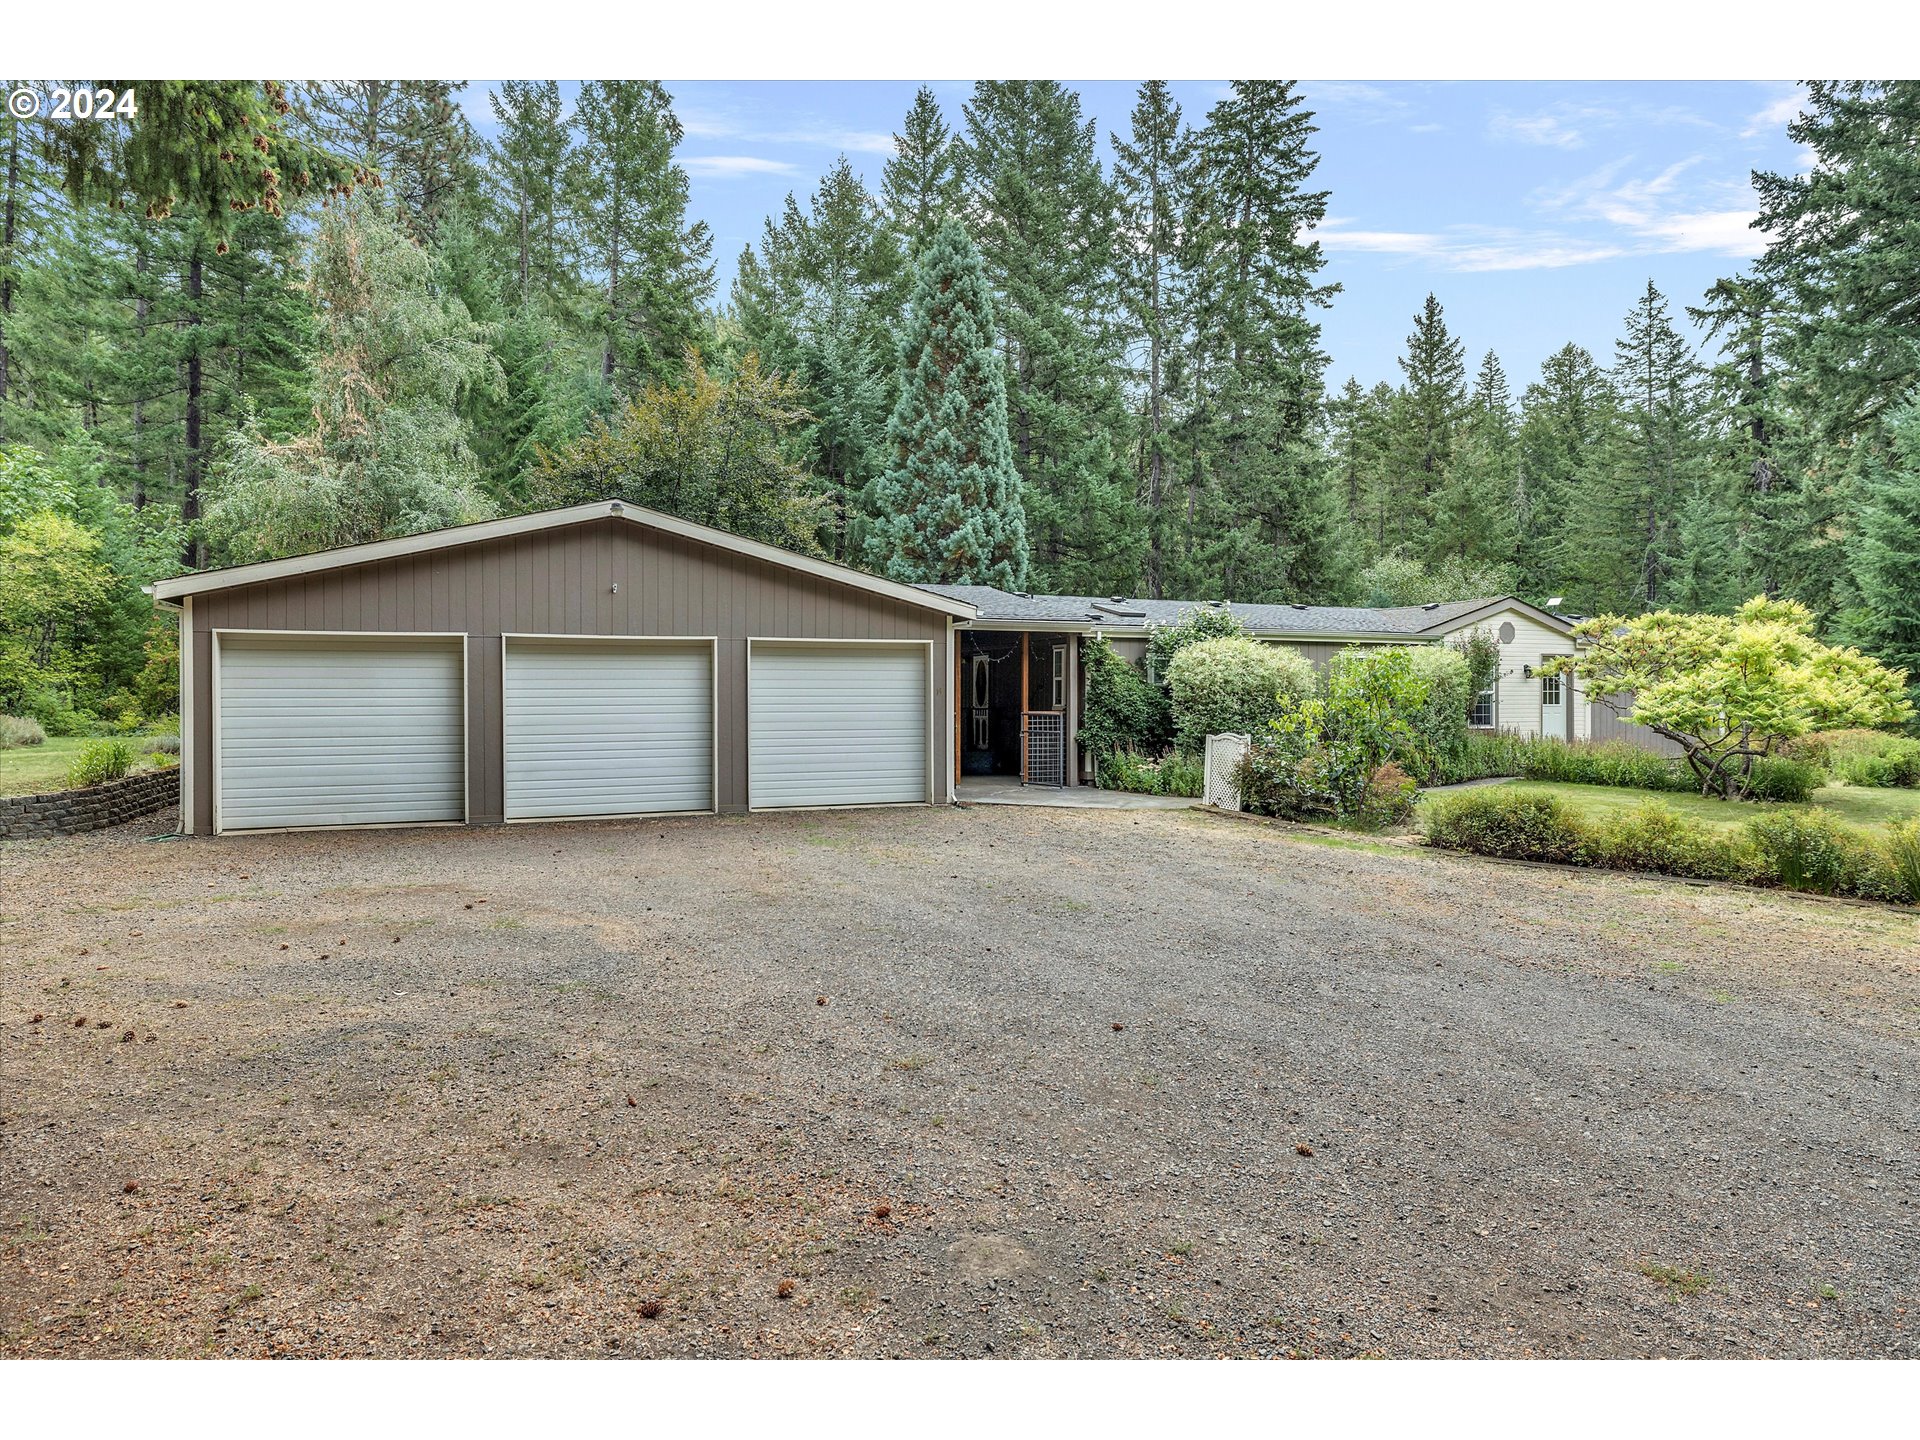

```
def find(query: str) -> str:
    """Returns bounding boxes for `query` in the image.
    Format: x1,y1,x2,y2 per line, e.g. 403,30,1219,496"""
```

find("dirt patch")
2,805,1916,1357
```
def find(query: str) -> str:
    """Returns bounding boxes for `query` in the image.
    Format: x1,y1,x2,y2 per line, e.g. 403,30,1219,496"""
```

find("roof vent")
1290,603,1307,610
1109,595,1127,603
1207,599,1226,609
1421,602,1440,611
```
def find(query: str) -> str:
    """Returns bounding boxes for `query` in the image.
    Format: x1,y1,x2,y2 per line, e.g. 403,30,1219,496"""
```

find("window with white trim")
1050,645,1067,710
1469,684,1497,728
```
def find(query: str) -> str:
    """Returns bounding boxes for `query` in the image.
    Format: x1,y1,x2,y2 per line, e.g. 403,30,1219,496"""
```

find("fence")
1023,711,1065,787
1203,732,1250,811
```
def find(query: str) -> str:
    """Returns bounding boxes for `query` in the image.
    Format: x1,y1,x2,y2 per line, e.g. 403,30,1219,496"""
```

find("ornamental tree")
1541,596,1912,798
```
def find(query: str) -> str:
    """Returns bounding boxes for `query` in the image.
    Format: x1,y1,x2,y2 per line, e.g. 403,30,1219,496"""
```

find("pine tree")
732,158,901,559
487,80,577,311
570,82,712,394
880,87,961,261
1328,377,1396,560
1752,82,1920,444
959,81,1137,593
1429,350,1518,568
1516,342,1613,598
1844,397,1920,701
1179,80,1342,600
1391,292,1468,531
1111,81,1194,599
863,219,1028,588
1572,281,1710,611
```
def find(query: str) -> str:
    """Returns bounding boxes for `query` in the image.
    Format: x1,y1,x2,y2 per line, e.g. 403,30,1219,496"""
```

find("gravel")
2,803,1916,1357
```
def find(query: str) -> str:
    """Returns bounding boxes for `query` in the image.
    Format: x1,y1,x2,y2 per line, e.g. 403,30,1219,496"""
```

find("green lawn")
1493,779,1920,835
0,737,163,798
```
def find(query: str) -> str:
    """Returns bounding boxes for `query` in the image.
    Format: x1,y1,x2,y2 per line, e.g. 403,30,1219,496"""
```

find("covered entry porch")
954,628,1086,789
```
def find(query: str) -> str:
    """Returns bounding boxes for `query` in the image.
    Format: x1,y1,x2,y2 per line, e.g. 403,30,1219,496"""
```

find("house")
148,500,1652,835
923,586,1616,788
150,499,975,835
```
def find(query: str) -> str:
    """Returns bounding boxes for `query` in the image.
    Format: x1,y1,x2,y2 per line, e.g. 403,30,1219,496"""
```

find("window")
970,653,990,709
1050,645,1067,710
1541,673,1562,706
1469,685,1497,729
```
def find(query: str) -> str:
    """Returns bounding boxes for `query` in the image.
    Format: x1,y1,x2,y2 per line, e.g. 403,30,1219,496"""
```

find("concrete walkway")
955,776,1196,810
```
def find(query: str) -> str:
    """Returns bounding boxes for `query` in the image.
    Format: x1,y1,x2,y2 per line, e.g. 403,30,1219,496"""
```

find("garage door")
217,634,464,832
749,642,927,808
503,639,713,820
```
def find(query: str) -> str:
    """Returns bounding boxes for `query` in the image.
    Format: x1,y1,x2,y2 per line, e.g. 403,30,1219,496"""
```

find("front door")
1540,671,1567,739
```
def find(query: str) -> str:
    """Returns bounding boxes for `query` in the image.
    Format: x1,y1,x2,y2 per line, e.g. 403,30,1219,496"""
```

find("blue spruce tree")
863,219,1029,588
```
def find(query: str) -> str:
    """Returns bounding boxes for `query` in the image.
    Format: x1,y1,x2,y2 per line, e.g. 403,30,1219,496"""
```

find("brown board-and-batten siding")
185,517,951,833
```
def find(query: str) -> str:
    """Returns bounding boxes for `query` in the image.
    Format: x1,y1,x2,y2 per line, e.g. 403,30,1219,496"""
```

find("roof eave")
146,500,978,620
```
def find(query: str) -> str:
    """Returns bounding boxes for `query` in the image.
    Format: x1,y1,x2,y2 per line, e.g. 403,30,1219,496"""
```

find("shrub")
1796,729,1920,787
1420,789,1588,864
66,737,137,788
23,688,96,737
1431,729,1534,784
1167,636,1313,754
1886,822,1920,904
0,714,47,748
1078,635,1170,763
1744,756,1822,803
1361,762,1418,826
1399,645,1471,782
1422,785,1913,903
1157,750,1204,799
142,731,181,755
1144,604,1244,687
1519,737,1694,792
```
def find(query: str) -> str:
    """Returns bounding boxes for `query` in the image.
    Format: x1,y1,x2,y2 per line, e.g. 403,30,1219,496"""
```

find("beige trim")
211,629,469,836
178,597,194,836
147,500,978,620
744,637,938,812
1431,597,1577,638
499,633,720,823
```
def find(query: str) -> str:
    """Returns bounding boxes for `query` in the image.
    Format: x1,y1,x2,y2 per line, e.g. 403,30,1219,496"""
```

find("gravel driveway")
3,804,1916,1358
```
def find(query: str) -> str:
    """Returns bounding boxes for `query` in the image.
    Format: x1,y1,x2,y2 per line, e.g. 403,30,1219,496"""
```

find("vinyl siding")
1440,608,1588,741
186,518,951,832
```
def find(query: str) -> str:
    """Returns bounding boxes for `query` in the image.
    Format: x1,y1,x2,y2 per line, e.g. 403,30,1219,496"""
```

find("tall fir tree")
570,82,712,394
1429,350,1518,569
1390,292,1468,546
959,80,1137,593
1110,81,1194,599
1515,342,1614,598
1843,395,1920,702
863,219,1028,588
486,80,577,310
880,87,962,262
1180,80,1345,601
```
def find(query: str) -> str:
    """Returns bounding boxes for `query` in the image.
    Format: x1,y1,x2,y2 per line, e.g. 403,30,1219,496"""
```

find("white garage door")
217,635,464,832
503,639,713,820
749,642,928,809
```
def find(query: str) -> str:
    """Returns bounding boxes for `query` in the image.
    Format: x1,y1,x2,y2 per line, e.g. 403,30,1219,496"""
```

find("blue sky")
465,80,1808,392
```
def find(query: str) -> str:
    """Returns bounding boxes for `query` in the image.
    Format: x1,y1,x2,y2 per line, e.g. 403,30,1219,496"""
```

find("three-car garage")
163,501,969,836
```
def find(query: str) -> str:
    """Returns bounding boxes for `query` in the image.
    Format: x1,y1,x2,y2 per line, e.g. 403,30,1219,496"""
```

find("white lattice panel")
1204,732,1249,810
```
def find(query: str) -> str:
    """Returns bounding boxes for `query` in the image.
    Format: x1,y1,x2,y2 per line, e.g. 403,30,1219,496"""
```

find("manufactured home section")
215,633,465,832
502,638,714,820
748,641,930,809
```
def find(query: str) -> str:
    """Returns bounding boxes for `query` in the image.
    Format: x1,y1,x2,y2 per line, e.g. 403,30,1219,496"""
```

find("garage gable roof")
148,500,978,619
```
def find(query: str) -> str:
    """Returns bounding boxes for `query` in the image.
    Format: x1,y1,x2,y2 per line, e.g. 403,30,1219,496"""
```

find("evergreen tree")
1430,350,1517,568
732,158,901,559
570,82,712,393
1328,377,1396,560
487,80,578,311
1844,395,1920,702
1391,292,1468,534
1515,342,1613,598
1179,80,1343,600
959,81,1136,593
863,219,1028,588
880,87,961,261
1752,82,1920,444
1571,281,1709,612
1111,81,1194,598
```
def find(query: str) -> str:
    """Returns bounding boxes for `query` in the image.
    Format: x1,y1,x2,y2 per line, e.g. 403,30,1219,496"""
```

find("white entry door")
503,639,713,820
1540,671,1567,739
749,642,928,809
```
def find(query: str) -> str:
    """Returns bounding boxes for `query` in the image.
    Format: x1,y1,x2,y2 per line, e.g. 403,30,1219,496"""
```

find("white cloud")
1490,110,1588,149
1528,155,1762,257
679,105,895,157
681,155,802,179
1742,85,1805,139
1408,122,1444,134
1316,219,1625,272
